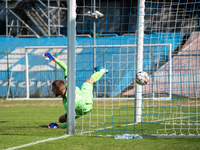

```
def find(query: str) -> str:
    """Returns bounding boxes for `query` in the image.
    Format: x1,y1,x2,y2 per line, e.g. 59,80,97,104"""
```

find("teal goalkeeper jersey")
55,59,93,116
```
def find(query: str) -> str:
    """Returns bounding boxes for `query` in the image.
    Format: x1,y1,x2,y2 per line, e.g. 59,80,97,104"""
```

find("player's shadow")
0,121,8,123
40,125,48,128
1,133,28,136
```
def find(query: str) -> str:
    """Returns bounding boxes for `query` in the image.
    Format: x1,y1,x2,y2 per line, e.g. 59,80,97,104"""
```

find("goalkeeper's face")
52,85,62,97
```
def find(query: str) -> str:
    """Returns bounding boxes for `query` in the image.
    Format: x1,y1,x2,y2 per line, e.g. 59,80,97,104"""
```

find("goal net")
3,0,200,138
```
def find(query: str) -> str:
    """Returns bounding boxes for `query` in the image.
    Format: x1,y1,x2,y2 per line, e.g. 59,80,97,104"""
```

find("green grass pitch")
1,99,200,150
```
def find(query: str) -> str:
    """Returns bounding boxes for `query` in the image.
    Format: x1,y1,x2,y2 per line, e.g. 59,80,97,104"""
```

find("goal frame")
6,44,172,101
6,44,172,131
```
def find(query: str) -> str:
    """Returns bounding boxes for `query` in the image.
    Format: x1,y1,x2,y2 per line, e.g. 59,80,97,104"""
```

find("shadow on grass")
0,133,28,136
0,121,9,123
39,125,48,128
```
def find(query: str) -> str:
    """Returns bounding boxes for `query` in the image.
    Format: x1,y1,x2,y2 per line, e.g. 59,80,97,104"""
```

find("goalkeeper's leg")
59,113,67,123
58,113,67,129
86,66,108,84
58,113,81,129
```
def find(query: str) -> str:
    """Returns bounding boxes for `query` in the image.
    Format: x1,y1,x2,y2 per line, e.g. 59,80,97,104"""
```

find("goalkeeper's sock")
91,71,105,83
60,122,67,129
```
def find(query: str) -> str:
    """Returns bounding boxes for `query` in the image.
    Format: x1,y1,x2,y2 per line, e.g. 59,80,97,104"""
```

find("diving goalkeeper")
43,53,108,129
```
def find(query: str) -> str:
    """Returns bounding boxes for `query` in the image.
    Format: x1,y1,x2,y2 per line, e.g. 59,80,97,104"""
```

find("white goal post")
6,44,172,129
6,44,172,101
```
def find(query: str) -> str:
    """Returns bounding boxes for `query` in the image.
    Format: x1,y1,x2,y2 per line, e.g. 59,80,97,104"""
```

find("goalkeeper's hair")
52,79,66,90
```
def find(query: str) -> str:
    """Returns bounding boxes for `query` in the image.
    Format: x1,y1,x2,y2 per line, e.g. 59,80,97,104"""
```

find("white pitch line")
4,134,71,150
5,114,199,149
78,122,139,135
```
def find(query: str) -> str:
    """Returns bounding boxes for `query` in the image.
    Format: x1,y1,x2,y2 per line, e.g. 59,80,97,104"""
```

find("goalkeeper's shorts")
75,82,93,116
65,109,91,120
80,82,93,104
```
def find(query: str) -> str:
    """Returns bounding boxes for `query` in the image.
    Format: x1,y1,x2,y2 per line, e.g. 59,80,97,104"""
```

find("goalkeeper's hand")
48,122,61,129
43,53,56,61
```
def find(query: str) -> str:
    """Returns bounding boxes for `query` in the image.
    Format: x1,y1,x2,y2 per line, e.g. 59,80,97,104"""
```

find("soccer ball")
135,71,149,85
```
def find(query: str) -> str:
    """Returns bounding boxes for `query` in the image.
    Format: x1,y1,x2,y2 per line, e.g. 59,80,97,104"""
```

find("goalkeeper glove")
43,53,56,61
48,122,61,129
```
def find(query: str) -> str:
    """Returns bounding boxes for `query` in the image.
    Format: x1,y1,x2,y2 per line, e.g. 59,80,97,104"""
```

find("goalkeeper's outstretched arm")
55,58,67,78
43,53,67,79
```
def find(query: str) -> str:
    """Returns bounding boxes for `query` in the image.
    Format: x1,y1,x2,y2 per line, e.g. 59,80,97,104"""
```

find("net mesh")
1,0,200,137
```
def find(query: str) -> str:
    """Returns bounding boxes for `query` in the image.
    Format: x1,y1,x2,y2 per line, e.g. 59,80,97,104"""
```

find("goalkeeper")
43,53,108,129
